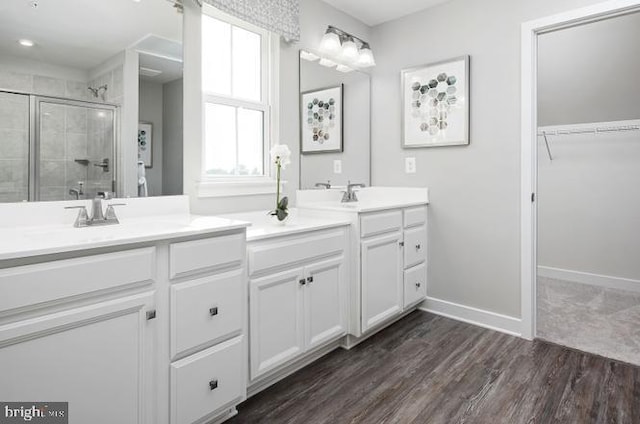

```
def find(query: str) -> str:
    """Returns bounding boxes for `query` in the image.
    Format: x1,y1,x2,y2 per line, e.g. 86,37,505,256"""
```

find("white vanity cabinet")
358,206,427,333
0,248,158,424
246,227,349,382
168,233,247,424
0,225,249,424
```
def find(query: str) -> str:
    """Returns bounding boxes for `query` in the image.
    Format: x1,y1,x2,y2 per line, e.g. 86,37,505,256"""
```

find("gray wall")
139,79,163,196
162,78,184,196
300,59,370,188
537,12,640,126
369,0,604,318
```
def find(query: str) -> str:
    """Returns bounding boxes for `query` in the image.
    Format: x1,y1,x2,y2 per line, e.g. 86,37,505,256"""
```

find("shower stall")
0,90,117,202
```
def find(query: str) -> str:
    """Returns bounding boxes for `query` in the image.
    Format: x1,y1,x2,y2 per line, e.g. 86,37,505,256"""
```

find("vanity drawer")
0,247,155,313
403,225,427,269
404,262,427,308
404,206,427,228
248,229,346,276
171,269,243,358
360,210,402,238
169,233,244,279
170,336,244,424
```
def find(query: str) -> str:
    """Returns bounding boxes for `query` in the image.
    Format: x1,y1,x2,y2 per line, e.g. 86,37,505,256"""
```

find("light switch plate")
405,157,416,174
333,160,342,174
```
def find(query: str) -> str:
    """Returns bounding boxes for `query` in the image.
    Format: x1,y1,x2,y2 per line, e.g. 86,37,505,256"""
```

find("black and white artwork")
300,85,343,153
401,56,469,147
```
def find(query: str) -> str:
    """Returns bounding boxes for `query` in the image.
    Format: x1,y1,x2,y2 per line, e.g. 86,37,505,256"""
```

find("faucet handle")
64,205,89,228
105,203,126,222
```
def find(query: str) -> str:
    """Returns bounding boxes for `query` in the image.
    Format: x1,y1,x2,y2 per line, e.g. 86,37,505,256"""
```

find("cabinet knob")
399,241,405,247
209,306,219,317
416,244,421,250
146,310,156,320
209,379,218,391
415,282,421,288
307,276,314,283
299,279,306,286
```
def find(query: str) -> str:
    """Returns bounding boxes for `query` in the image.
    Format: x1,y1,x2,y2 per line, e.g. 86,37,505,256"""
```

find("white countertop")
296,186,430,213
0,214,250,261
0,196,250,261
219,209,351,241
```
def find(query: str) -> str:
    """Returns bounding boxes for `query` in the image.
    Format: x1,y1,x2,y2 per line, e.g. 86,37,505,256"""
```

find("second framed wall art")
300,85,343,154
401,55,470,148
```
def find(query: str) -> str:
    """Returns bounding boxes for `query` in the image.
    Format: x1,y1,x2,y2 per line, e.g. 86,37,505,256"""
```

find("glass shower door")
0,92,30,202
36,99,116,201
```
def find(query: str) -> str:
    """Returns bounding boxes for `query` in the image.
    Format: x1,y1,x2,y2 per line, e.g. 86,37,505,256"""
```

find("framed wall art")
300,85,343,154
138,122,153,167
401,55,469,148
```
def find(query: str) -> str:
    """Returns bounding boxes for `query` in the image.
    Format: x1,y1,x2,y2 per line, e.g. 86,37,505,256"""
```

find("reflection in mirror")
0,0,183,202
299,49,370,189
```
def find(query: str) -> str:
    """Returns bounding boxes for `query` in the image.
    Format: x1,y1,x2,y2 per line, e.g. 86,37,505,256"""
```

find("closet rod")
537,124,640,137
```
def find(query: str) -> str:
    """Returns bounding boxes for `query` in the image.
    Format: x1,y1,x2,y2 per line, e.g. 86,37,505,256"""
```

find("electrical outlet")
405,157,416,174
333,160,342,174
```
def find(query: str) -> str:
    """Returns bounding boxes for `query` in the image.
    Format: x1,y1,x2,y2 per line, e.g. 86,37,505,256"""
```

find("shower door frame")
0,89,120,202
519,0,640,340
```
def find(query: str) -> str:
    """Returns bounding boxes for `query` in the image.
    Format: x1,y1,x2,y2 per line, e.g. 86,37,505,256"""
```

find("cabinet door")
0,292,156,424
304,256,347,351
249,268,305,380
361,232,403,332
404,224,427,269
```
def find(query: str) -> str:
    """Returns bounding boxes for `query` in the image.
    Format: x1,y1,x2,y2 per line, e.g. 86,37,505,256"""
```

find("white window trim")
198,4,280,198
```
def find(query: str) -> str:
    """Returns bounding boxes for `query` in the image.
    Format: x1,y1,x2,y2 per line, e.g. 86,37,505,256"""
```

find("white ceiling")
321,0,453,26
0,0,182,71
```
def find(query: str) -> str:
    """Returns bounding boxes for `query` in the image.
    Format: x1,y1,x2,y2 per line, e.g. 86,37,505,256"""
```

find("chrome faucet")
65,191,125,228
341,181,365,203
315,181,331,189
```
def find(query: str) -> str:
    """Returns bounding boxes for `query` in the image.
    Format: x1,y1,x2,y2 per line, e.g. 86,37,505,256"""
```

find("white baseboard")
537,266,640,293
419,297,522,337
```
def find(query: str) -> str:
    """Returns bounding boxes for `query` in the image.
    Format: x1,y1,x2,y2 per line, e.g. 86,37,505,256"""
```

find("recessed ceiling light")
18,39,34,47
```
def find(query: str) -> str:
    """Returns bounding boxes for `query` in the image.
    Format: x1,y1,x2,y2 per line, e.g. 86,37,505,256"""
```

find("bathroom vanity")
0,196,250,424
297,187,430,344
219,210,352,396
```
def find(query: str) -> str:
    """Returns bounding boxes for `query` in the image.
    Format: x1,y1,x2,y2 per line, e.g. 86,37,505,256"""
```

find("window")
201,7,276,179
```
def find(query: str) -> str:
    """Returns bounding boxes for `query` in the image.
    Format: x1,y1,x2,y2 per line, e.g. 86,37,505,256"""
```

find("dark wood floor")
229,311,640,424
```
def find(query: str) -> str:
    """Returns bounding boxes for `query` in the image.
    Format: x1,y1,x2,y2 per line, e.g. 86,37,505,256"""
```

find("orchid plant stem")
275,158,281,209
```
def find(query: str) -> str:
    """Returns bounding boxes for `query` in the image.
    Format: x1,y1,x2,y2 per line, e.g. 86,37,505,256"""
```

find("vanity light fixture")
18,39,34,47
318,58,337,68
300,50,320,62
336,64,353,73
318,26,376,69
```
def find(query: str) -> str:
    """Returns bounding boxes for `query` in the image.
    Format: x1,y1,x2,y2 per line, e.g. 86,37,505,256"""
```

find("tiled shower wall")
0,92,29,202
0,65,122,201
39,104,114,201
0,66,124,104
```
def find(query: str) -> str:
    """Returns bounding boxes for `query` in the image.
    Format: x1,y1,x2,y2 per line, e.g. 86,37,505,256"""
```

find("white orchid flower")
270,144,291,169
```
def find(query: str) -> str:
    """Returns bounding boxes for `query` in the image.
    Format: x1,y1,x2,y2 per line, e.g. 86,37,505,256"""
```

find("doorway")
520,1,640,352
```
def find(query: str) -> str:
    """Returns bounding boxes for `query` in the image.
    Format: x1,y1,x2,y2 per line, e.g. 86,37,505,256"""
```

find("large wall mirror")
299,50,371,188
0,0,183,202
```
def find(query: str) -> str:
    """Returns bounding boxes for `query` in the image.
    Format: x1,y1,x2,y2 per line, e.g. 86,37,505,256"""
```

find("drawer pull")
415,282,422,288
416,244,421,250
209,379,218,391
209,306,219,317
307,276,314,283
299,279,306,286
146,310,157,320
399,241,405,247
